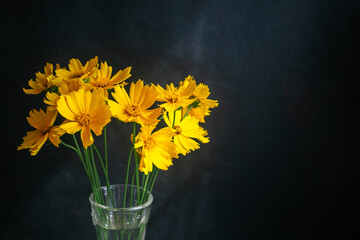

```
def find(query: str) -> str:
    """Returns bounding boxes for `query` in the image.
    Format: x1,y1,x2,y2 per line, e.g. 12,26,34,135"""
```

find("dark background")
1,0,359,239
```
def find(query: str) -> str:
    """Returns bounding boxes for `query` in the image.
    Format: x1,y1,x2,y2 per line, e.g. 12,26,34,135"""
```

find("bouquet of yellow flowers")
18,56,218,240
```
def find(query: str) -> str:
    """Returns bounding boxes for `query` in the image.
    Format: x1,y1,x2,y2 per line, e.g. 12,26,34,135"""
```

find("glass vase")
89,184,153,240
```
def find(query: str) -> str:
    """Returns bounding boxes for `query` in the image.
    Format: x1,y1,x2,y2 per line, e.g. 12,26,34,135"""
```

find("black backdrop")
1,0,359,239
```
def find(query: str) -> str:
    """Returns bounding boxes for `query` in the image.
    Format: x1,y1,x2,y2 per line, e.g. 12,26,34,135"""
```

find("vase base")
95,224,146,240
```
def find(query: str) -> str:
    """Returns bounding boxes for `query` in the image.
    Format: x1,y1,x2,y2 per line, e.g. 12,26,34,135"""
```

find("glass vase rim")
88,184,153,212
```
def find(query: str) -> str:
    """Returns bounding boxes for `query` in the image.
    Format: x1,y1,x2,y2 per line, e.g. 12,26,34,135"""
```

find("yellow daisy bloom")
134,125,178,175
155,76,197,112
83,61,131,98
191,82,218,108
108,79,162,126
185,105,210,123
56,56,98,82
182,76,218,123
18,108,64,156
56,89,112,148
164,110,209,155
23,63,62,95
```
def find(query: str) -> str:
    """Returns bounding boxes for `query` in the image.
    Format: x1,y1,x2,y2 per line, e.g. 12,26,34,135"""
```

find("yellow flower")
191,82,218,108
155,76,197,112
182,76,218,123
83,61,131,98
23,63,62,95
18,108,64,156
108,79,162,126
56,56,98,82
56,89,112,148
44,79,82,110
184,105,210,123
134,125,178,175
164,110,209,155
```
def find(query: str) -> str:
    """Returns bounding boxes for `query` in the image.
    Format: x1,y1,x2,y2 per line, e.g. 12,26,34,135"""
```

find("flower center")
190,94,197,99
73,71,84,79
126,105,141,117
42,126,50,134
95,78,109,88
76,113,90,126
144,137,155,149
165,93,179,103
174,125,182,135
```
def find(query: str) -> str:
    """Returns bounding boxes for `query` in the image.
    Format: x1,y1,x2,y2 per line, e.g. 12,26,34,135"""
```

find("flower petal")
57,95,77,121
108,99,128,120
60,121,82,134
81,125,94,148
18,130,42,150
113,85,131,106
29,133,48,156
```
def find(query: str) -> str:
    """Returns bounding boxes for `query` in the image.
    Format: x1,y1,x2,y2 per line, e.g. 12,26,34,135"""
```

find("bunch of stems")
61,124,157,208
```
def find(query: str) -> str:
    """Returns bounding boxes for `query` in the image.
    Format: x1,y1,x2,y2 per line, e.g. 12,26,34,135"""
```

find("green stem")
130,168,135,206
84,148,96,189
92,144,105,175
61,141,90,181
123,147,134,208
104,126,108,174
133,122,140,203
140,173,150,204
89,147,102,193
147,168,159,201
72,134,96,189
141,172,146,190
172,111,176,128
71,135,87,170
60,141,78,153
92,143,118,240
84,147,103,204
72,134,82,155
92,144,115,206
182,105,193,120
83,147,96,197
